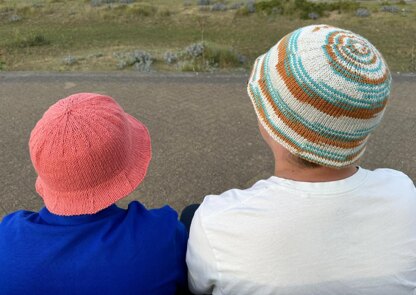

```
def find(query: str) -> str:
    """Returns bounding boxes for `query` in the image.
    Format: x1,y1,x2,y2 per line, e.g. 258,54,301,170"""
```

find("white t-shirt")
186,167,416,295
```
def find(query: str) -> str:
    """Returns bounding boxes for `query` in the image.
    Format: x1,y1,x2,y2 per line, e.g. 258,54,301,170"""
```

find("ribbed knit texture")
247,24,392,167
29,93,152,216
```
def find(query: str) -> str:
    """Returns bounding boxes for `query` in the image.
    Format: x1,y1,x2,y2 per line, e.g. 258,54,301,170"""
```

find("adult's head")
29,93,151,216
247,24,391,169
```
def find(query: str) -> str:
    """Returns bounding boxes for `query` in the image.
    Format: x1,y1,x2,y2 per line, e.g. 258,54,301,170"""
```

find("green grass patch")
124,3,158,17
8,33,51,48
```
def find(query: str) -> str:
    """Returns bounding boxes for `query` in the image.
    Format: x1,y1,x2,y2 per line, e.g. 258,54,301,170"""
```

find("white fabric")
186,167,416,295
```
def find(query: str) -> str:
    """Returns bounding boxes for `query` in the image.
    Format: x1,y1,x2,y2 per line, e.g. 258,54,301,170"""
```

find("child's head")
29,93,151,216
247,24,392,168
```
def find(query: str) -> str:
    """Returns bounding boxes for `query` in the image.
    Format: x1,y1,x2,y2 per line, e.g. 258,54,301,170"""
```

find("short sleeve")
186,207,218,295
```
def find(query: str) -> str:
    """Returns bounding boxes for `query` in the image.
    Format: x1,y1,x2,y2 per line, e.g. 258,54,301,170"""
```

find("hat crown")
29,93,131,192
247,25,392,168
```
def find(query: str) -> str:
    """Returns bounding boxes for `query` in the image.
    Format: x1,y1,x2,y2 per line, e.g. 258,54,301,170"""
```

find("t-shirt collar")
39,204,123,225
267,166,368,195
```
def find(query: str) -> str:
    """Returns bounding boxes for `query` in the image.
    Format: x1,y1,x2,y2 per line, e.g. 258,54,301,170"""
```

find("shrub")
356,7,370,17
164,51,178,64
381,5,399,13
90,0,116,6
186,43,205,58
308,12,319,19
246,0,256,13
91,0,134,6
212,3,227,11
8,15,22,22
271,7,283,14
116,50,153,71
197,0,211,5
63,56,78,65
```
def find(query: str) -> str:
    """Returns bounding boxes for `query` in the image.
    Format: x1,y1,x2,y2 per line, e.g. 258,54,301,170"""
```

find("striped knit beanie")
247,24,391,168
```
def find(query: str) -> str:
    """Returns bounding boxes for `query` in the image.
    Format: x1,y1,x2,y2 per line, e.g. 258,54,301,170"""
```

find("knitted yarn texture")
247,25,391,167
29,93,151,216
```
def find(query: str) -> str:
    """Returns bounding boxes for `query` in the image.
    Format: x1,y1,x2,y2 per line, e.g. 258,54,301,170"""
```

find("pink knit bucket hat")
29,93,151,216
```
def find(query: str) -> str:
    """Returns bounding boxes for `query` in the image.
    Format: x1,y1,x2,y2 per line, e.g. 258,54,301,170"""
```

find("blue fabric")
0,201,188,295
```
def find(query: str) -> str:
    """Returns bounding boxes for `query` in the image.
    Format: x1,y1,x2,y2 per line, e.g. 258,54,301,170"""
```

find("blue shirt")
0,201,188,295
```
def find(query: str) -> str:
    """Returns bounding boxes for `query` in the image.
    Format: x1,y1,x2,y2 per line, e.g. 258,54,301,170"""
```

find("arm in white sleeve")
186,207,219,295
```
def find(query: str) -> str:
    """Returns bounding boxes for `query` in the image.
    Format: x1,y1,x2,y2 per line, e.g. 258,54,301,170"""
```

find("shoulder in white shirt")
186,167,416,295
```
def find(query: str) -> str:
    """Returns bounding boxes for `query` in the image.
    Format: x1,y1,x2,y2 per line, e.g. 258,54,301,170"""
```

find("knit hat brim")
35,114,151,216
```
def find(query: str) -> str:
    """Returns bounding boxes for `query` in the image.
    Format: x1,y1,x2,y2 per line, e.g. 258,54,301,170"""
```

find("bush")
356,7,370,17
186,43,205,58
164,51,177,64
116,50,153,71
246,0,256,13
308,12,319,19
63,56,78,66
91,0,116,6
197,0,211,5
212,3,227,11
8,15,22,22
91,0,134,6
381,5,399,13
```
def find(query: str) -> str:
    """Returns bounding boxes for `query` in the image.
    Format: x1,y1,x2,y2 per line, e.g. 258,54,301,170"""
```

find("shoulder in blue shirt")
0,201,188,295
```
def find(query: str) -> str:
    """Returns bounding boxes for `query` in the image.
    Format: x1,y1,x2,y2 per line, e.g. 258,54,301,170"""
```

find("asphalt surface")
0,72,415,218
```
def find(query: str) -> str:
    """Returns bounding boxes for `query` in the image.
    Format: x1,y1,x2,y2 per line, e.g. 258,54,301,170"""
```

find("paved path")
0,72,415,218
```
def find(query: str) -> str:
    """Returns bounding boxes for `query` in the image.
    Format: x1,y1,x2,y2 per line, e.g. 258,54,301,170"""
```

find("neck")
274,159,358,182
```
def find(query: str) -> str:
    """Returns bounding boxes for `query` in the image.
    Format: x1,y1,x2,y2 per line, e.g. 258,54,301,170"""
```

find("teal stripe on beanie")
247,24,391,168
263,50,371,141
